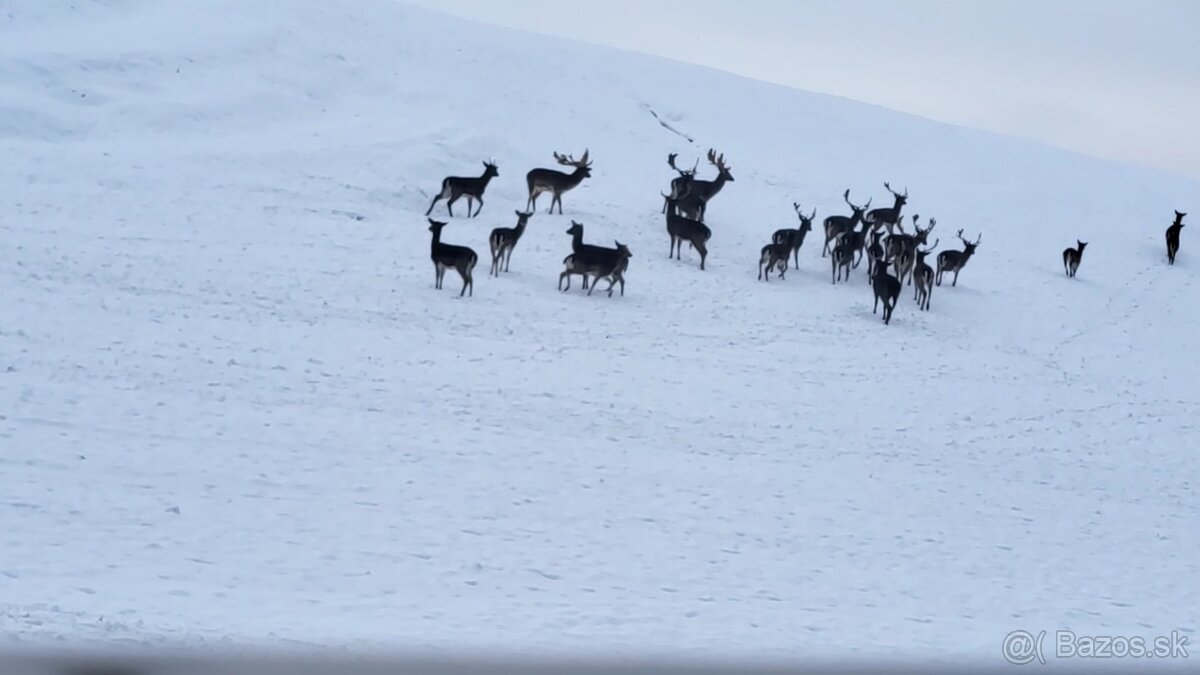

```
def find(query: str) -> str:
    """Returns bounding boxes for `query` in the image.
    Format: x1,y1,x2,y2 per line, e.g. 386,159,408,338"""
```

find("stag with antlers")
936,229,982,287
661,153,699,214
822,189,871,257
666,148,734,222
425,159,499,218
525,150,592,215
864,182,909,236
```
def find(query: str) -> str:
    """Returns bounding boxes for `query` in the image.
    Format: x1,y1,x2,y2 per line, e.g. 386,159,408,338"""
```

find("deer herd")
423,149,1189,324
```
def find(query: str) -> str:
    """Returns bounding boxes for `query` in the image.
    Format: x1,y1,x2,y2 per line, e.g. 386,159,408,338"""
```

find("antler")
793,202,803,215
920,238,940,254
972,232,982,246
809,206,817,221
955,228,966,242
555,149,591,168
668,153,679,171
707,149,729,171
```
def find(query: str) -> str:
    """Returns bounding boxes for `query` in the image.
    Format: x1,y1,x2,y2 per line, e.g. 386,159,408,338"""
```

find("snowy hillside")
2,0,1197,662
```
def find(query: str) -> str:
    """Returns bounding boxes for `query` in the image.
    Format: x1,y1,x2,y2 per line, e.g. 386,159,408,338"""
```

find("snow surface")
1,0,1198,661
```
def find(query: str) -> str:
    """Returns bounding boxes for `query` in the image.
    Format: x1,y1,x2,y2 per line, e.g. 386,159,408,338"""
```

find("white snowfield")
1,0,1197,661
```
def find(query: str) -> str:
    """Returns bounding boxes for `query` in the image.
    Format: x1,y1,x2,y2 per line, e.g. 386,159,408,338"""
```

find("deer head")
794,202,816,233
1174,210,1187,226
514,209,533,220
482,160,499,177
554,150,593,175
883,181,909,207
668,153,698,177
843,189,872,218
956,228,982,254
1076,240,1088,252
707,149,734,182
613,240,633,258
566,221,584,237
427,218,447,233
918,239,939,257
916,217,936,243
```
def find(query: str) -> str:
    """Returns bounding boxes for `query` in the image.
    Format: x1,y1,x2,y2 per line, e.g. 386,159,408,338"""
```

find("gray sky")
403,0,1200,180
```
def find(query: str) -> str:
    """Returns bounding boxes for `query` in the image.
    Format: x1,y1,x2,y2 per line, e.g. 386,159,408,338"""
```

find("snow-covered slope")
2,0,1197,661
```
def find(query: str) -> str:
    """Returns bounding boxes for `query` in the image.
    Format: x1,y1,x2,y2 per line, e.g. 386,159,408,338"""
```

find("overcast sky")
403,0,1200,180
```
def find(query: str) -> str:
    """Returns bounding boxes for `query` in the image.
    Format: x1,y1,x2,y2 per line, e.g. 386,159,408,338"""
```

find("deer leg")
425,194,442,216
695,242,707,270
472,196,483,218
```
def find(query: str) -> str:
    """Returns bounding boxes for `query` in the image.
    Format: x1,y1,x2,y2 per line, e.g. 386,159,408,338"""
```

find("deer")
822,189,871,257
871,257,902,325
526,150,592,214
662,194,712,270
424,160,499,218
865,228,886,282
1061,239,1088,278
1166,210,1185,265
488,210,533,276
564,220,633,289
888,215,937,285
427,218,478,297
936,229,982,287
913,241,938,311
578,242,633,297
758,240,791,281
864,182,908,237
831,234,857,284
771,203,816,269
661,153,699,214
666,149,734,222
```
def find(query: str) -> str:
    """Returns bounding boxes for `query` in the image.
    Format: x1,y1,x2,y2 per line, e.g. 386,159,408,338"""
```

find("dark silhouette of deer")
425,160,499,218
562,222,632,294
936,229,981,287
866,229,886,282
661,153,699,213
577,242,632,297
912,241,938,311
831,235,857,284
822,189,871,257
1166,210,1186,265
758,240,791,281
526,150,592,214
662,194,712,270
770,203,816,269
871,258,902,325
865,182,908,236
427,218,477,297
888,215,937,285
1061,239,1088,278
488,210,533,276
667,149,734,222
